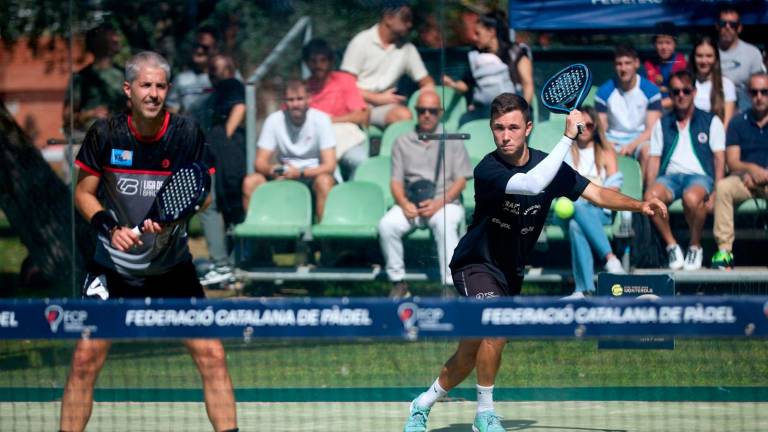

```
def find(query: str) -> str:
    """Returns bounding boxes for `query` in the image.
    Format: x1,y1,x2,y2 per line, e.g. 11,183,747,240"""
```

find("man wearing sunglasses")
645,70,726,271
712,73,768,270
378,90,472,298
167,26,219,118
717,5,766,113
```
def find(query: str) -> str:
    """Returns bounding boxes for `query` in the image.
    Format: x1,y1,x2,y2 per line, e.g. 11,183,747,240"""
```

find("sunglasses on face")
749,88,768,97
670,87,694,96
416,107,441,116
718,20,740,29
195,43,213,53
583,122,595,131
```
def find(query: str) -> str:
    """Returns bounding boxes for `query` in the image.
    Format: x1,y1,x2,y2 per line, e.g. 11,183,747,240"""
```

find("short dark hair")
614,44,638,60
302,38,334,63
196,25,219,41
490,93,530,124
85,23,116,54
382,0,411,16
283,79,306,96
717,2,741,19
653,21,677,41
669,69,695,87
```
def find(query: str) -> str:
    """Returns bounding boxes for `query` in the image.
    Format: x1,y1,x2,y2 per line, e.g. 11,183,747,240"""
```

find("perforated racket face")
155,163,209,223
541,64,592,114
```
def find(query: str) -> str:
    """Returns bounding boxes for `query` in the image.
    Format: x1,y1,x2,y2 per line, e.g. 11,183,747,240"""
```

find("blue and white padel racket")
540,63,592,134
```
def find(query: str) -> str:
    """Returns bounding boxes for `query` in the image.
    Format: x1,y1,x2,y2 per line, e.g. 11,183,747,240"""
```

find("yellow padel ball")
554,197,574,219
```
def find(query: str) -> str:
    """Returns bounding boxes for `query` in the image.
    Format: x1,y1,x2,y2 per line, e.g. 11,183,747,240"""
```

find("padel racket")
540,63,592,133
131,162,211,235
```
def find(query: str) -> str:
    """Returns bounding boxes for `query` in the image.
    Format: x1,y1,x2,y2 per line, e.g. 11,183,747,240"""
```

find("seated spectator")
643,21,687,111
241,80,336,221
303,38,369,179
717,4,766,113
644,71,725,271
63,23,126,141
166,26,218,124
712,73,768,270
561,106,625,300
340,1,435,128
443,10,534,126
691,36,736,128
198,54,246,286
596,45,662,180
378,90,473,297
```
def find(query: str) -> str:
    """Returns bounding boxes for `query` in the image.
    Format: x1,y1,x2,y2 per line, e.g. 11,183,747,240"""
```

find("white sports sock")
476,384,494,413
416,378,447,408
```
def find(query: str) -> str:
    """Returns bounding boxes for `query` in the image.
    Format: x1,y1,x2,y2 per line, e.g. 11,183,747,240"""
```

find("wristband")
564,133,577,141
91,210,119,239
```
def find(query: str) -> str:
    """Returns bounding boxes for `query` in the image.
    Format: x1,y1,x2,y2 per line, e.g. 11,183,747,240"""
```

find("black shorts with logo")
82,260,205,300
452,264,524,299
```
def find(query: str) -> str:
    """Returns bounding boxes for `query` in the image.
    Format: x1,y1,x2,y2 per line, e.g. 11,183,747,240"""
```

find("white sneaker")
683,246,703,271
200,266,234,286
666,244,684,270
560,291,585,300
604,257,626,274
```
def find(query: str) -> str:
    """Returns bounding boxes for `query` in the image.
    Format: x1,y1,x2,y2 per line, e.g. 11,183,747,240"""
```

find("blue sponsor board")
597,274,675,349
509,0,768,30
0,296,766,341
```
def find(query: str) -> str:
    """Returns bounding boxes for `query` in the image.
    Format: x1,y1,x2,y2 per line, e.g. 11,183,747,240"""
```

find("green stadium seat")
529,117,566,153
378,120,416,156
407,85,467,131
311,181,386,240
353,156,394,208
233,180,312,239
616,155,643,200
459,119,494,160
461,157,481,221
366,124,384,141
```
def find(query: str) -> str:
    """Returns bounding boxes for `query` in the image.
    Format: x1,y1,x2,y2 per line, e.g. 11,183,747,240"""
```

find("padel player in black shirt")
61,51,239,432
403,93,667,432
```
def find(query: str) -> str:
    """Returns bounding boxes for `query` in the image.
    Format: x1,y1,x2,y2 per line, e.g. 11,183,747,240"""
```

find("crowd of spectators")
62,1,767,294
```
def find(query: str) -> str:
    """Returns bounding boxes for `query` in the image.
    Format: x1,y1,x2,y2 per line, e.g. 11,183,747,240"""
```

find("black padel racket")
540,63,592,133
131,162,211,235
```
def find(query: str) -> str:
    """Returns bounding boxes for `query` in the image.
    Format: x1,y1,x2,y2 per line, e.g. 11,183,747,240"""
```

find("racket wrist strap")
91,210,119,238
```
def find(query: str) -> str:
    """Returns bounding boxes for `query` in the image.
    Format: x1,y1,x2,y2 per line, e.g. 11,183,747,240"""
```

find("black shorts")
82,260,205,300
452,264,523,299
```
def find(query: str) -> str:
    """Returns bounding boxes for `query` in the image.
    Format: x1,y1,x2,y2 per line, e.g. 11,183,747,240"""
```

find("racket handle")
131,226,143,236
576,122,585,136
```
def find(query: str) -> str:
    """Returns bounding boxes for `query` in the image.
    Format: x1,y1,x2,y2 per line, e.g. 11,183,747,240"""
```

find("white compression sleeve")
505,135,573,195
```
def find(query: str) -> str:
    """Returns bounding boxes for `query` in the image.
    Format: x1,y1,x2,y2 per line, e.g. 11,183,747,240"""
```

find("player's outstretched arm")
506,110,583,195
581,183,668,218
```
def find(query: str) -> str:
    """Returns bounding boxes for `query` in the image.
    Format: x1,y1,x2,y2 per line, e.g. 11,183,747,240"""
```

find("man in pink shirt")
304,38,369,179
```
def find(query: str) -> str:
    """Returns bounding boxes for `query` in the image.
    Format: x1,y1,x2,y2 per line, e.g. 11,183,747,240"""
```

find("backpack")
629,213,668,269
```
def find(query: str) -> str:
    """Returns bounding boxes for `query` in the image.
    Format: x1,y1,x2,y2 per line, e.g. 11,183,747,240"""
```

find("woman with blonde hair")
561,106,626,299
691,36,736,127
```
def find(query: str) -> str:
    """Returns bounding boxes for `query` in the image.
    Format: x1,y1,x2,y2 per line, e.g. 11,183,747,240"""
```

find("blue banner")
1,296,767,340
509,1,768,30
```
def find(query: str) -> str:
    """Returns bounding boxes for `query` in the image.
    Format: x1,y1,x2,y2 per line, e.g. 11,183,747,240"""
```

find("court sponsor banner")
597,273,675,349
0,296,766,340
509,0,768,30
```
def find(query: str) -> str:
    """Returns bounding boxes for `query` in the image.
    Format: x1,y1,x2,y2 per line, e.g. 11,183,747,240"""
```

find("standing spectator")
596,45,662,180
166,26,218,123
691,36,736,128
443,10,534,125
340,1,435,128
561,106,625,300
198,54,246,286
645,70,726,271
378,90,472,297
63,23,126,141
643,21,687,111
717,4,766,113
303,38,369,179
712,73,768,269
241,80,336,221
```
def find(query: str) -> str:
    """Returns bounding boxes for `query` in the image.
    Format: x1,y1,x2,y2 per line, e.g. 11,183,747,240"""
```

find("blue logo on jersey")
110,149,133,167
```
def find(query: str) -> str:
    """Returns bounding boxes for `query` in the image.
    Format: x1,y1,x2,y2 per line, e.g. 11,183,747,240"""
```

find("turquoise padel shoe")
403,397,431,432
472,410,504,432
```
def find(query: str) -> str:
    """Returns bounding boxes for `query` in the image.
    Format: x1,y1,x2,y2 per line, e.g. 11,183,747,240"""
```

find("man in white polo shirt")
241,80,336,221
341,1,434,128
